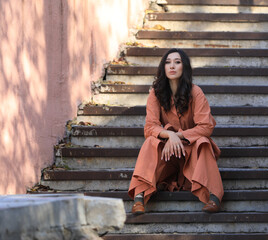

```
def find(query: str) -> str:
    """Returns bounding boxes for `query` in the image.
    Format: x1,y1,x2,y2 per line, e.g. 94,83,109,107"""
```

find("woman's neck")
169,80,179,97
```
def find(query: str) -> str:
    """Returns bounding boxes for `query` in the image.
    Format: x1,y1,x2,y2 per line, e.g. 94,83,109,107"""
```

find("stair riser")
70,136,268,148
115,223,268,234
76,115,268,127
41,180,268,191
134,39,268,49
55,157,268,170
144,21,268,32
105,75,268,86
123,201,268,213
165,5,268,13
92,93,268,106
76,115,145,127
125,56,268,67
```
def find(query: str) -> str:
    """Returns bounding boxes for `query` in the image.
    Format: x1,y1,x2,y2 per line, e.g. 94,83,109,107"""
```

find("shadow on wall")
0,0,148,194
0,0,70,194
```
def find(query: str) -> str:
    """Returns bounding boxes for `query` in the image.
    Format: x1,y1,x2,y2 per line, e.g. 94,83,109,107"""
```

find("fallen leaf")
153,24,166,30
145,9,157,14
125,42,146,47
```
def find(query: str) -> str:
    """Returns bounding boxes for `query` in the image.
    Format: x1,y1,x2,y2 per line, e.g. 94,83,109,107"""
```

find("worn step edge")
108,66,268,76
71,125,268,137
98,84,268,94
147,13,268,22
125,47,268,57
29,190,268,201
103,233,268,240
84,190,268,201
161,0,268,6
136,31,268,40
60,147,268,158
43,168,268,181
125,212,268,223
80,106,268,116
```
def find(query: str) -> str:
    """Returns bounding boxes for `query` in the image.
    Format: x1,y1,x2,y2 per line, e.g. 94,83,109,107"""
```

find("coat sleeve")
144,89,166,139
179,85,216,145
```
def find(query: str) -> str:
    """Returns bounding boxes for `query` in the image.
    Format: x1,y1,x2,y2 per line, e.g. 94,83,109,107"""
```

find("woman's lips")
169,71,177,75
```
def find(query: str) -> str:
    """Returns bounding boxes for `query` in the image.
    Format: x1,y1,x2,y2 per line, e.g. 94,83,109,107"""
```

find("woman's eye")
165,61,170,64
176,61,181,64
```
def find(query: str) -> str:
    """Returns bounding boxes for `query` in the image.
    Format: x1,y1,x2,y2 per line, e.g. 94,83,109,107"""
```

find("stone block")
0,194,126,240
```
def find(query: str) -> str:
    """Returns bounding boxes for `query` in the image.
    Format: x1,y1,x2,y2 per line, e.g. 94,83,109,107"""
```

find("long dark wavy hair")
153,48,193,114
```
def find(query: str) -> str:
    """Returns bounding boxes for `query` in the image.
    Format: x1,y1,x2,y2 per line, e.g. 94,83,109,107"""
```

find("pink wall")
0,0,148,194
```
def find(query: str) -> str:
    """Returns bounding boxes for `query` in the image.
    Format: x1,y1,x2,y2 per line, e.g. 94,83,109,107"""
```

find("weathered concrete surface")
126,56,268,67
41,179,268,192
55,156,268,170
106,75,268,86
70,135,268,148
117,223,268,234
144,21,268,32
92,92,268,107
76,115,268,126
135,39,268,49
164,5,268,14
124,200,268,213
0,194,126,240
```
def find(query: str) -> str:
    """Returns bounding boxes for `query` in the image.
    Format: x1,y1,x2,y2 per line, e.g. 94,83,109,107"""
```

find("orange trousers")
128,136,224,204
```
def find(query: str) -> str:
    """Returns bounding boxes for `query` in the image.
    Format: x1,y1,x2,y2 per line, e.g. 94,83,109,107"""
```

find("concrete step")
126,56,268,68
165,5,268,14
28,190,268,213
106,75,268,85
55,146,268,170
41,178,268,191
42,168,268,181
92,84,268,106
96,84,268,94
57,146,268,158
69,125,268,147
55,155,268,170
134,30,268,49
136,31,268,40
135,39,268,49
146,13,268,22
107,66,268,76
125,47,268,57
70,135,268,148
144,13,268,32
125,199,268,213
103,234,268,240
159,0,268,6
85,189,268,201
111,212,268,234
85,190,268,213
41,168,268,191
55,143,268,169
77,105,268,126
92,93,268,107
124,47,268,67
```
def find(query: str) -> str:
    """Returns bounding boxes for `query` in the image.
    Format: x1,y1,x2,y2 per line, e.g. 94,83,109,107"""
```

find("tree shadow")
0,0,72,194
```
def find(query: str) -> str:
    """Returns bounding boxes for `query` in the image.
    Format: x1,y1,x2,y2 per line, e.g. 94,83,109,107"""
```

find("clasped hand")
161,132,185,162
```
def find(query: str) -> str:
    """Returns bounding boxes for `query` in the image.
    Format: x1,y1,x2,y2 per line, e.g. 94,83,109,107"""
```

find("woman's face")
164,52,183,82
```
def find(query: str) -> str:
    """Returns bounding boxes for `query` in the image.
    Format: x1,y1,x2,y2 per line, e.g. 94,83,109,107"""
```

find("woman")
128,48,224,214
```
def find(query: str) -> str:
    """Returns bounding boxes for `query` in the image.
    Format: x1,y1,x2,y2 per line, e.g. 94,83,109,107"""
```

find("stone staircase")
40,0,268,239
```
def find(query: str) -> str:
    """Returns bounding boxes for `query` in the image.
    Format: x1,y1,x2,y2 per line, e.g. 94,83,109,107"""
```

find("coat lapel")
165,98,182,130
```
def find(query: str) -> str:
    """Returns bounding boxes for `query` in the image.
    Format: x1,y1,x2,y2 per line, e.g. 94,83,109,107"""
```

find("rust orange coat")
128,84,224,204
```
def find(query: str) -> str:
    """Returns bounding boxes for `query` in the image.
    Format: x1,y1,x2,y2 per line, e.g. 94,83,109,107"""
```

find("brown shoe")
132,201,145,215
202,200,220,213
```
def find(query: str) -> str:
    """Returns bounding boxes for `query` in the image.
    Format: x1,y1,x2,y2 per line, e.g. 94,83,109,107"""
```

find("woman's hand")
161,131,185,161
